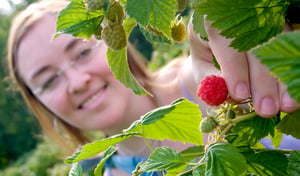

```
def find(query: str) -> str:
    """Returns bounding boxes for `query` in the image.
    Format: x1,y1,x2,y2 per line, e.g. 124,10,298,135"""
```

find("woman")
7,1,206,175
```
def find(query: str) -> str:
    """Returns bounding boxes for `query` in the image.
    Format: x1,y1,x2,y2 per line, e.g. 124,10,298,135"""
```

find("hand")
188,19,299,118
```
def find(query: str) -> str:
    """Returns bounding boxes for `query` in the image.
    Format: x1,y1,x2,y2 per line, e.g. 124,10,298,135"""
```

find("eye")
41,72,62,92
79,48,92,59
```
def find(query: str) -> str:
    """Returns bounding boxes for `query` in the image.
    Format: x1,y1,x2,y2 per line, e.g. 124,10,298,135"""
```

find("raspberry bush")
54,0,300,175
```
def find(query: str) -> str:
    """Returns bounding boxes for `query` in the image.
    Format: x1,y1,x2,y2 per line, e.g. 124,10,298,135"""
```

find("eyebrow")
31,65,53,81
64,38,82,52
30,38,82,81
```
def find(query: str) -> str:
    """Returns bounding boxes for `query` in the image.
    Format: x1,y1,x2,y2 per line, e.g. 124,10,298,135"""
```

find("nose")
65,68,91,94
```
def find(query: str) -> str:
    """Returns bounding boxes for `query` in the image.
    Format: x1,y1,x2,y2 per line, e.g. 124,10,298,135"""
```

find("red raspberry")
197,75,228,106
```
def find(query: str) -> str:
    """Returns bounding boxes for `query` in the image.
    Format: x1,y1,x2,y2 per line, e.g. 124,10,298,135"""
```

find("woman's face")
17,15,135,132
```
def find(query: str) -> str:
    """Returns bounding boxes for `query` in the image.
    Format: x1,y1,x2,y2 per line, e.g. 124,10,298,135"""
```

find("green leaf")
227,114,279,146
180,146,205,162
228,115,279,146
126,0,177,38
270,128,283,149
253,31,300,104
107,48,150,95
65,132,139,163
192,164,206,176
288,151,300,176
243,150,288,175
123,17,137,38
139,147,186,172
197,0,289,51
276,109,300,139
124,98,203,145
139,26,171,44
94,146,117,176
65,151,81,164
192,9,208,41
68,163,83,176
55,0,104,39
205,142,247,176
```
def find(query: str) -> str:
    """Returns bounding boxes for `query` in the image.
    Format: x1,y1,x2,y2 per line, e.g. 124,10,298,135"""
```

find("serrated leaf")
253,31,300,104
205,142,247,176
124,98,203,145
126,0,177,38
68,163,83,176
180,146,205,162
139,26,171,44
288,151,300,176
94,146,117,176
139,147,186,172
197,0,289,51
55,0,104,39
65,152,81,164
107,48,150,95
66,132,139,163
192,9,208,41
243,150,288,175
192,164,206,176
227,114,279,146
276,109,300,139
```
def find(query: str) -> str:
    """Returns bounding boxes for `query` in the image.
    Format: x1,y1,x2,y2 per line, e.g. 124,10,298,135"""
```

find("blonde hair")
7,0,156,153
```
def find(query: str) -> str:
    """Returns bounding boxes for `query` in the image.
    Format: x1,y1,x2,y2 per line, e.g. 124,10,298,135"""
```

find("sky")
0,0,23,14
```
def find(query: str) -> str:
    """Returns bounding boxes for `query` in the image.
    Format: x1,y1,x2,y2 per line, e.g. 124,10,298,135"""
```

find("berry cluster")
86,0,127,50
101,0,127,50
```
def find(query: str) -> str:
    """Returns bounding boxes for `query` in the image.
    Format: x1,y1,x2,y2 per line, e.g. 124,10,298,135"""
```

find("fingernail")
282,92,299,108
282,92,296,106
235,82,249,100
261,96,277,116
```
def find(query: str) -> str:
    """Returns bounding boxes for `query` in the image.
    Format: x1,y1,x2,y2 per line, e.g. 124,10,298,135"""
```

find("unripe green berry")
171,21,186,42
199,117,217,133
86,0,107,11
226,109,236,119
106,1,124,24
102,24,127,50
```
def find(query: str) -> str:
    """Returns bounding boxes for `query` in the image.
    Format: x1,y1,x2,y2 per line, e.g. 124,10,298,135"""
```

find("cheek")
40,93,72,121
91,52,113,76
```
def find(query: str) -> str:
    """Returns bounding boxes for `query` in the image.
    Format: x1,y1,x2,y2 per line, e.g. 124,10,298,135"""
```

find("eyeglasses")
32,40,102,96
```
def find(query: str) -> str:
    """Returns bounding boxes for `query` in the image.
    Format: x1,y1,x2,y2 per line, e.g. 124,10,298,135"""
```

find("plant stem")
230,111,257,124
215,111,257,142
143,137,155,151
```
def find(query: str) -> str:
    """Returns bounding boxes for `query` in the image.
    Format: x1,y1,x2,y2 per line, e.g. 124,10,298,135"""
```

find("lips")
78,84,107,110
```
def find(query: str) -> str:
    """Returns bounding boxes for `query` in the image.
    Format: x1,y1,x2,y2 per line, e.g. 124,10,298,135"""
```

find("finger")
247,52,280,118
188,20,220,83
279,83,300,113
204,20,250,101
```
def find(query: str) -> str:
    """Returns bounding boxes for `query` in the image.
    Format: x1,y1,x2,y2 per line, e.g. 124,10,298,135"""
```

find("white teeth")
82,92,101,108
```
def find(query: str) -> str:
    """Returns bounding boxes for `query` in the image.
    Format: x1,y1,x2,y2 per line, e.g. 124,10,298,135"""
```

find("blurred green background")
0,0,189,175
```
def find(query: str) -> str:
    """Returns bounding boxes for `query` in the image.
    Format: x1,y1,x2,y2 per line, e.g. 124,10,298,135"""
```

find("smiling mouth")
79,85,107,109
